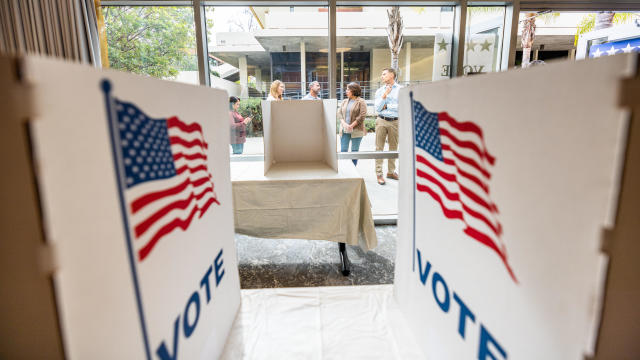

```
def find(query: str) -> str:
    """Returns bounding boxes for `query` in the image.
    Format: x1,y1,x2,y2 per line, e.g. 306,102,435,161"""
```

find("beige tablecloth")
231,160,377,250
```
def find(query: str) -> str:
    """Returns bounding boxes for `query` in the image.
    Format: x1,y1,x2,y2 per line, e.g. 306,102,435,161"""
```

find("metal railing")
254,80,433,100
230,150,398,162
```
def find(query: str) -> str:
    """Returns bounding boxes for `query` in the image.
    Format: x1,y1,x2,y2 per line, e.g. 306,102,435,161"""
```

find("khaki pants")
375,117,399,176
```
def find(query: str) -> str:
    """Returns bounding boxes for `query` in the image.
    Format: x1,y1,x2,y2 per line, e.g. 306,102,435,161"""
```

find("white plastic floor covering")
220,285,424,359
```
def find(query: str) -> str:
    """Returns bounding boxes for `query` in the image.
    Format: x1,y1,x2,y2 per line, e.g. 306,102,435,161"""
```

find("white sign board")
396,54,636,359
261,99,337,174
21,56,241,359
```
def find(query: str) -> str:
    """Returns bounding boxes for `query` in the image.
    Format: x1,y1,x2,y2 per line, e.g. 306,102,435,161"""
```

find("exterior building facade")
206,8,640,100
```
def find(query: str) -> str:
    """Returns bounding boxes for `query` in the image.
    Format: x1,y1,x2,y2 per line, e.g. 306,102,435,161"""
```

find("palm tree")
386,6,403,72
574,12,637,46
520,11,560,68
520,12,536,68
595,11,616,30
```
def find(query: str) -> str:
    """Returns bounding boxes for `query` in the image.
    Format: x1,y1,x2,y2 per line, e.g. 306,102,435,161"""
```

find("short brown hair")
382,67,397,79
346,82,361,97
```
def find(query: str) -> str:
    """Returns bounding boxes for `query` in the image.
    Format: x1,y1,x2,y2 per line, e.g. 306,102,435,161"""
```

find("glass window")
271,52,302,97
337,6,455,102
306,52,329,98
464,6,506,74
102,6,198,85
516,11,640,66
335,6,455,150
334,6,455,217
205,5,329,155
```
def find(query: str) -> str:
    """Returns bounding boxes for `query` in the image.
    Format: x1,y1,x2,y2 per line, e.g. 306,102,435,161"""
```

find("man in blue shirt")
302,81,321,100
374,68,401,185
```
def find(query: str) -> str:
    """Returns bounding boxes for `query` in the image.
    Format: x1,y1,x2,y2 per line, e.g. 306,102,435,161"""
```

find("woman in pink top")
229,96,252,154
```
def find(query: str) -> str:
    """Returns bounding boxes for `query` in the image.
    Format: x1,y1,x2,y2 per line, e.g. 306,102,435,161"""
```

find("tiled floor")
235,225,397,289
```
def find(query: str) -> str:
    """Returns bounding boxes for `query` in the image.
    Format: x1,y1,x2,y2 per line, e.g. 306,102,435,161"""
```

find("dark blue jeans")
340,133,363,165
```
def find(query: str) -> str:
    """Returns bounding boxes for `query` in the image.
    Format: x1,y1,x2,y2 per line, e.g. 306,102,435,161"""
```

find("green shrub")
238,97,263,137
365,116,376,133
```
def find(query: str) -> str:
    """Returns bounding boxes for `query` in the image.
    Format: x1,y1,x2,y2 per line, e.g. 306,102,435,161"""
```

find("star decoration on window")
480,39,492,51
437,39,449,52
467,39,478,52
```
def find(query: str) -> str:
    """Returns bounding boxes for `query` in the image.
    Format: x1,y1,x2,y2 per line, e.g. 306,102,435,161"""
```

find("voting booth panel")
394,54,638,359
0,56,241,359
595,72,640,359
0,57,66,359
261,100,338,174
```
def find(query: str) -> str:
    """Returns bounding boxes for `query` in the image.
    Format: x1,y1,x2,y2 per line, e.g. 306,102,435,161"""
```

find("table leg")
339,242,350,276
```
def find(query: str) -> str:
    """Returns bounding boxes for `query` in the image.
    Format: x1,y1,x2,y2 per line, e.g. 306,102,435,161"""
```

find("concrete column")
533,49,539,61
239,55,248,98
404,41,411,83
369,49,374,100
256,68,263,94
569,49,576,60
300,41,306,97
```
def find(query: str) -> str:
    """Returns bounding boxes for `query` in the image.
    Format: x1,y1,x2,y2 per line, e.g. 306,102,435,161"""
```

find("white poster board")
432,33,498,80
432,33,453,81
20,56,241,359
261,100,337,174
395,54,636,359
463,33,501,74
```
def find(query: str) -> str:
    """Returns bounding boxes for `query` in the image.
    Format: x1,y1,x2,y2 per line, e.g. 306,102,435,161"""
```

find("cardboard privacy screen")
261,99,338,174
0,56,241,359
395,54,637,359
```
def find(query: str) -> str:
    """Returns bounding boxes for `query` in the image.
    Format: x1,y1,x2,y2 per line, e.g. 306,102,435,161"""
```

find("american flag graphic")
589,37,640,58
411,95,516,282
108,92,220,262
